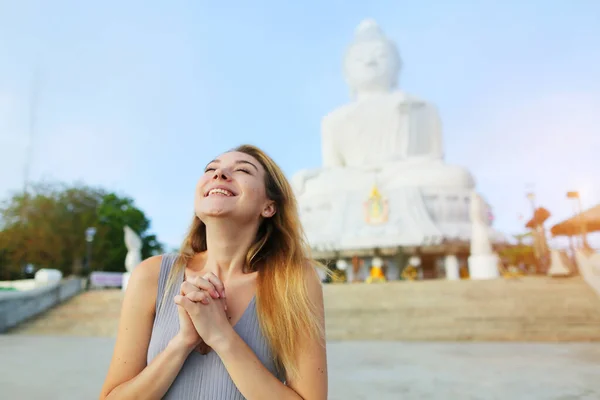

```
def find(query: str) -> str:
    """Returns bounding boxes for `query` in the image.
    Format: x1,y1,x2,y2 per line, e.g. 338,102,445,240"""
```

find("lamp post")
566,191,588,249
526,192,551,272
526,192,537,214
526,192,541,271
85,227,97,275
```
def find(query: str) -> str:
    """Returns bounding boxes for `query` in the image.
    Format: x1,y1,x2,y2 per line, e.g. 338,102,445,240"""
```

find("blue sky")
1,0,599,249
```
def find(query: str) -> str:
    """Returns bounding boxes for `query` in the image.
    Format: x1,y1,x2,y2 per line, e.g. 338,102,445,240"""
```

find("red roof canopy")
525,207,551,229
551,204,600,236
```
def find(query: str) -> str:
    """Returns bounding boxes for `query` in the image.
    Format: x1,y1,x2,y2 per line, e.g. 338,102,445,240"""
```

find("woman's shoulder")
132,252,182,278
127,255,164,288
128,254,176,293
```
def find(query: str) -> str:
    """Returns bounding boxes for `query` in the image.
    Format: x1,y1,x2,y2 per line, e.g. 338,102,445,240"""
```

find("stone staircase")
8,290,123,337
324,276,600,341
8,277,600,341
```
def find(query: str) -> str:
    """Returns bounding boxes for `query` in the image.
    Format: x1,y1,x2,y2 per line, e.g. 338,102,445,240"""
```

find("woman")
100,145,328,399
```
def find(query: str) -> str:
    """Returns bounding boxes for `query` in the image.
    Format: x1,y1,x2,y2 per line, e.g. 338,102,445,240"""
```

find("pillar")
444,254,460,281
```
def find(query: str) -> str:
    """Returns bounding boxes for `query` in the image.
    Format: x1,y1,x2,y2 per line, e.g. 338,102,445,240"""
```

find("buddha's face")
344,40,399,95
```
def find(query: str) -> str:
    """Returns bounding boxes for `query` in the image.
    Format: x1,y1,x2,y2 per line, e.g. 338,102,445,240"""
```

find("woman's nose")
212,168,230,181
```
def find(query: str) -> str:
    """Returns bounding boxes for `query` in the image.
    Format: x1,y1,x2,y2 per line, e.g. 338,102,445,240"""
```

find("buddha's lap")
378,160,471,182
298,163,473,196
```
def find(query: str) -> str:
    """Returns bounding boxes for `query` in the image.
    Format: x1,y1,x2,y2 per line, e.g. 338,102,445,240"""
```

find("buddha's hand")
291,168,322,195
176,274,226,354
403,155,440,164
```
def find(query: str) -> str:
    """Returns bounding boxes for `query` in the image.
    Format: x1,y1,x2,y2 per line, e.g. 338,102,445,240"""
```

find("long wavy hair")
163,144,325,380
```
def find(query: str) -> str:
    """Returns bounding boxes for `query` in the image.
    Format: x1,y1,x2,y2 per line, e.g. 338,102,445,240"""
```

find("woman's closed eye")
204,167,251,175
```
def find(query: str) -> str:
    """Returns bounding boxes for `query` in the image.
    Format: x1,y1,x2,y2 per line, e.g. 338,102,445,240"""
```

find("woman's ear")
262,202,276,218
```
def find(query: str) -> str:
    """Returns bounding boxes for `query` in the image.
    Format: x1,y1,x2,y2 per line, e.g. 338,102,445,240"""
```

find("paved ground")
1,336,600,399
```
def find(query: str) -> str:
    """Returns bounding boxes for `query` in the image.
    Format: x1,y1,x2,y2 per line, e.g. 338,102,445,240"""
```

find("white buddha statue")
293,19,477,249
294,19,473,196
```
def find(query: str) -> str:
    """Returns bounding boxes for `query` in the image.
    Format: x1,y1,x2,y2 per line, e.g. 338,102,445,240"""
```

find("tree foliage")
0,182,163,278
498,244,536,266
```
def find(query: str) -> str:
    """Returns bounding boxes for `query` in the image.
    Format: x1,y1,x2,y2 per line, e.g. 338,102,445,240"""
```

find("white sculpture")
468,191,500,280
547,249,571,277
336,259,349,271
124,226,143,272
294,19,473,193
469,191,493,255
292,19,482,251
408,256,422,267
122,225,142,291
34,269,63,286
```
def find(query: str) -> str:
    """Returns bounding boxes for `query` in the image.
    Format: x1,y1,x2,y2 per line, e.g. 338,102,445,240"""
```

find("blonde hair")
163,144,325,380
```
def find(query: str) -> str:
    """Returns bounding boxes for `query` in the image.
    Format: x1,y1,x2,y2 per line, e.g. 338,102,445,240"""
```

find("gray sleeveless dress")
147,253,284,399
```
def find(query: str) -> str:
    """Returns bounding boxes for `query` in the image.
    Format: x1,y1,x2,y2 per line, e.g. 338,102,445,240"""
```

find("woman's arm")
211,266,328,400
99,256,193,400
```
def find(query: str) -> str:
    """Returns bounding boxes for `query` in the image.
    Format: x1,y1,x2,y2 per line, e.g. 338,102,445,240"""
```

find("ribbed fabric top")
147,253,284,399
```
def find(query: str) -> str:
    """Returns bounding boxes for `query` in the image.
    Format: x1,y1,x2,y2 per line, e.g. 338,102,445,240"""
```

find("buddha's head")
343,19,401,98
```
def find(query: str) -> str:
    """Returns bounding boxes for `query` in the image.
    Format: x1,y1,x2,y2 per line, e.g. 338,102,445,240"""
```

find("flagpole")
20,66,41,267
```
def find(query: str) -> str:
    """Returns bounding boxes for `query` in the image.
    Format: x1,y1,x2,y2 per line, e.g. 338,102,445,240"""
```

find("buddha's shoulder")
322,103,355,127
322,100,376,132
324,91,417,116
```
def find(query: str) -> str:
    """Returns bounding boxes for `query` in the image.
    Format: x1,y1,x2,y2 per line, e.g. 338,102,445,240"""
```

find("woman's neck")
201,219,259,280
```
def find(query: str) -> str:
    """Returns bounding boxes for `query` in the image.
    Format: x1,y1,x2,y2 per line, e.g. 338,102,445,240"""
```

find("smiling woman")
99,144,328,400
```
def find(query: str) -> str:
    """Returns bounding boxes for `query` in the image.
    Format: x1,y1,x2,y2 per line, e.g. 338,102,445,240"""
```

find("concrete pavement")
1,336,600,399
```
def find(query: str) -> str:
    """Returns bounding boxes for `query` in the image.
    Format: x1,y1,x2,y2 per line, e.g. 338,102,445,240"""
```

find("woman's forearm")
104,337,192,400
213,330,303,400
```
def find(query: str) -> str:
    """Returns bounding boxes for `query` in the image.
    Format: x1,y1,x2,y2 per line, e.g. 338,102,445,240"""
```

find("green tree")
0,182,163,277
0,230,19,280
94,193,163,272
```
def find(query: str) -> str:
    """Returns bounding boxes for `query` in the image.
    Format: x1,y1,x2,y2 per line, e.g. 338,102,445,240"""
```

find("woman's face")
194,151,275,223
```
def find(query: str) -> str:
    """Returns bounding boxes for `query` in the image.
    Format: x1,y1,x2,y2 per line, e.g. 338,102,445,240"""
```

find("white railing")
0,278,85,333
0,279,39,291
575,250,600,297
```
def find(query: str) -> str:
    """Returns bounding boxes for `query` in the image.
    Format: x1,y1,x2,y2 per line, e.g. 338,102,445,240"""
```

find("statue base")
547,250,571,277
468,254,500,280
444,255,460,281
122,272,131,292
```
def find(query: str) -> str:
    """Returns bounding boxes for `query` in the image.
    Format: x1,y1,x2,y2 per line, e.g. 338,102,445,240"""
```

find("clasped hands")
173,272,232,355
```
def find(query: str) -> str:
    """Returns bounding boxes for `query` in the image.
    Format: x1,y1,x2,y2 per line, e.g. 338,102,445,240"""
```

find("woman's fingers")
181,278,219,299
202,272,227,311
174,294,197,310
195,342,212,355
185,290,211,305
202,272,226,299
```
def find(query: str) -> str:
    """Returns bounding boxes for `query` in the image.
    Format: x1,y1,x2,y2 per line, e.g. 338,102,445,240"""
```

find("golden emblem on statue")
363,185,389,225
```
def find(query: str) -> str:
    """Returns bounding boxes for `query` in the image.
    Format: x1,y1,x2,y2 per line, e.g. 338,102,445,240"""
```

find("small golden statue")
499,262,523,279
366,257,387,283
401,256,421,281
401,265,418,281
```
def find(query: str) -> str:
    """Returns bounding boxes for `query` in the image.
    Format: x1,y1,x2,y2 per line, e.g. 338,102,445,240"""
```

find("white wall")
0,278,85,333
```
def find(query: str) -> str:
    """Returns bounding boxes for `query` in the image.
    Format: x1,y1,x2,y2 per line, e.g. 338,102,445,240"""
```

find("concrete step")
9,277,600,341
